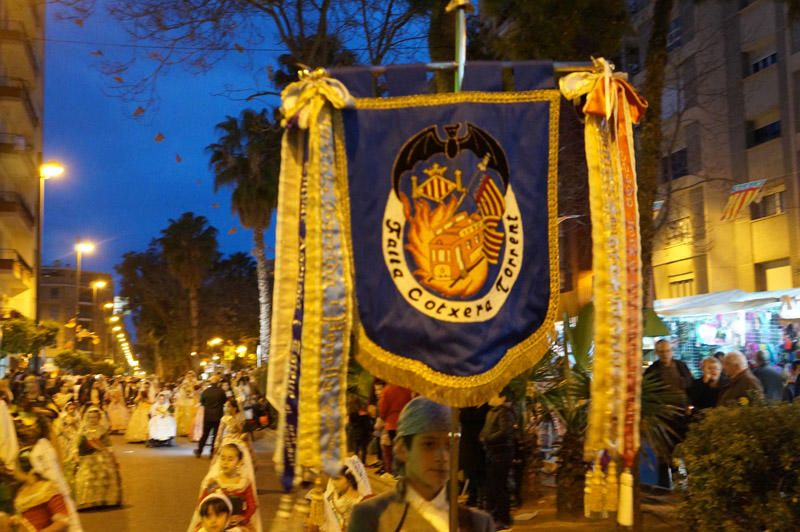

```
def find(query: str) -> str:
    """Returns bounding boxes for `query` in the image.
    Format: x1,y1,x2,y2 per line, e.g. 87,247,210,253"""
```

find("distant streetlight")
109,315,120,323
33,162,65,374
73,240,95,347
207,337,223,347
103,302,114,310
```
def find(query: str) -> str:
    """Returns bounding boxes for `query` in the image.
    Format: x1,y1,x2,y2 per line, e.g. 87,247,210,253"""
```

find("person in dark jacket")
459,404,489,508
751,351,784,401
194,375,227,457
718,351,765,406
480,389,517,530
644,339,692,489
689,357,728,413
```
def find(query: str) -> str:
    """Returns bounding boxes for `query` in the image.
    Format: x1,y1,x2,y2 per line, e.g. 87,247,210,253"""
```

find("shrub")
677,404,800,531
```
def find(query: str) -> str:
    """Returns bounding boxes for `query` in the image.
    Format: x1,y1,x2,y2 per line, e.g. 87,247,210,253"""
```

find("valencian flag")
720,179,767,221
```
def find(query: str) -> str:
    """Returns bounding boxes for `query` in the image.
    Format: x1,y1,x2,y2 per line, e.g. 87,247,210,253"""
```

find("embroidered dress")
148,396,177,445
125,394,152,443
52,409,81,493
191,405,205,442
175,382,198,437
212,413,247,456
14,480,70,531
74,415,122,509
106,388,130,434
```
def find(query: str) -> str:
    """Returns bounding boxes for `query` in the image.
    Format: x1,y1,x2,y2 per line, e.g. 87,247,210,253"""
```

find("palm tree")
207,109,280,368
157,212,219,362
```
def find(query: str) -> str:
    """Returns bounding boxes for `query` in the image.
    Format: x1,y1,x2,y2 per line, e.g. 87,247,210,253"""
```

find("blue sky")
43,7,281,278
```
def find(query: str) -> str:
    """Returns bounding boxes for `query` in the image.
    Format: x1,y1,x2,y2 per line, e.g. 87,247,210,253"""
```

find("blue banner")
342,89,560,405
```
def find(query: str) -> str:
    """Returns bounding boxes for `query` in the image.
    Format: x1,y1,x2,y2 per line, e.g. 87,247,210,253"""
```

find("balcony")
0,248,33,296
0,133,36,181
0,191,35,230
0,77,40,127
0,21,41,75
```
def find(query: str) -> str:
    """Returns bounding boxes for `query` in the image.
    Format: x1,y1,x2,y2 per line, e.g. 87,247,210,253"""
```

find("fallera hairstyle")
222,443,243,461
339,466,358,491
226,399,240,413
199,496,231,517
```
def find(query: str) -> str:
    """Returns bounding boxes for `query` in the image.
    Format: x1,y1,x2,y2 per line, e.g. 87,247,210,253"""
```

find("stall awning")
720,179,766,221
655,288,800,317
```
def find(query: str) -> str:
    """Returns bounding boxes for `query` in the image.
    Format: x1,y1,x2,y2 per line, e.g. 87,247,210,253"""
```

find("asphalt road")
76,433,283,532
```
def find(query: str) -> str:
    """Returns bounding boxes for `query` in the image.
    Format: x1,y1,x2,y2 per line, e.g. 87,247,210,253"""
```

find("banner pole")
444,3,472,529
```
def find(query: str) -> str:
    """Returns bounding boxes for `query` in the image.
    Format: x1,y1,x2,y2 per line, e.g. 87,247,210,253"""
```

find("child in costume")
189,441,262,532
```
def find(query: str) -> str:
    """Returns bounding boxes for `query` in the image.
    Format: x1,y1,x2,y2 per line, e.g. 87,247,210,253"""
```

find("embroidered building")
430,212,485,281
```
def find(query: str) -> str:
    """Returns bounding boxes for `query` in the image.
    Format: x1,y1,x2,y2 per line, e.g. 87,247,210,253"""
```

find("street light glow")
91,280,107,289
75,241,95,254
207,337,223,347
112,326,121,332
39,162,65,180
109,316,120,323
103,302,114,309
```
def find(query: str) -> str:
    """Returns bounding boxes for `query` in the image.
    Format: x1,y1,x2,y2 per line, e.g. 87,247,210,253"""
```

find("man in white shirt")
349,396,494,531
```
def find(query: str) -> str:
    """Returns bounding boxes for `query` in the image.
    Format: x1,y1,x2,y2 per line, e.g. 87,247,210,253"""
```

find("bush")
54,350,94,375
677,404,800,531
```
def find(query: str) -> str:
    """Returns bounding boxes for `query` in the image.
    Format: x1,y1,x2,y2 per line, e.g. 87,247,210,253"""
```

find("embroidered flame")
399,192,489,298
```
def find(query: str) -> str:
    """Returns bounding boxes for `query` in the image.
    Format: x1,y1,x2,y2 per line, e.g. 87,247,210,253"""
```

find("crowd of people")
0,368,273,531
643,338,800,488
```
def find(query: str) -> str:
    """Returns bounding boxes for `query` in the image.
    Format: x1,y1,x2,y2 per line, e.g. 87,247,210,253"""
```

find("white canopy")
654,288,800,317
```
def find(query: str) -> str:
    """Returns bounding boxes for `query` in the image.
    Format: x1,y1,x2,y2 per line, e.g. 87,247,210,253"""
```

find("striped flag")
475,175,506,263
720,179,766,221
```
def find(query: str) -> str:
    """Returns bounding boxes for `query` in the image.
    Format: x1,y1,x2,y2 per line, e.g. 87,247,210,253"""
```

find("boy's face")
397,431,450,497
200,507,228,532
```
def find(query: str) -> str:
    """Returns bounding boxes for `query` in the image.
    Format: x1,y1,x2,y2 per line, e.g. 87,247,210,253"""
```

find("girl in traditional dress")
212,400,247,456
147,392,177,447
175,378,198,437
125,383,152,443
51,402,81,493
191,384,205,443
189,441,262,532
12,448,78,532
321,456,371,532
73,407,122,510
106,384,129,435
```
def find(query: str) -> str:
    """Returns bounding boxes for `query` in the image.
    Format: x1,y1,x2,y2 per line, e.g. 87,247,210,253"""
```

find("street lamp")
73,240,95,347
33,162,64,374
90,280,107,357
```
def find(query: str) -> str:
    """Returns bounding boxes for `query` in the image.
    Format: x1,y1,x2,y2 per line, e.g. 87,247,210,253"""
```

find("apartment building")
0,0,43,318
40,263,114,357
622,0,800,299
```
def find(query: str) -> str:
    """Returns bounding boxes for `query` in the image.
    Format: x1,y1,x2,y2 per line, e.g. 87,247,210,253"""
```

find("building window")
750,52,777,75
666,18,682,52
750,191,785,219
49,287,59,298
661,148,689,181
747,120,781,147
669,276,695,298
49,305,59,320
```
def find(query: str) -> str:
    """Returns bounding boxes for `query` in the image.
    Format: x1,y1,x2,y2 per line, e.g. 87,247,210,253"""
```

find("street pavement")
77,433,284,532
76,432,676,531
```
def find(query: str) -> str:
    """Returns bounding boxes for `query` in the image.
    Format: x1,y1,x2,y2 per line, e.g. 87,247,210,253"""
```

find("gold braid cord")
560,58,648,525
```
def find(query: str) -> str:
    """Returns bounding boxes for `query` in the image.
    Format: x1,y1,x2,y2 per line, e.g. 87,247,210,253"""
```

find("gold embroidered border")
352,90,561,407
